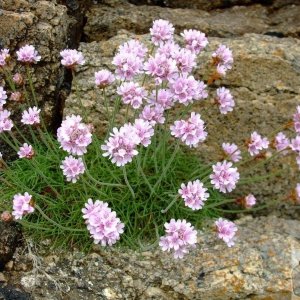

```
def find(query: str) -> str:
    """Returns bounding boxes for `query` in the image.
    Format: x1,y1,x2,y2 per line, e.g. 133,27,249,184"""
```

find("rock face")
4,216,300,299
0,222,22,270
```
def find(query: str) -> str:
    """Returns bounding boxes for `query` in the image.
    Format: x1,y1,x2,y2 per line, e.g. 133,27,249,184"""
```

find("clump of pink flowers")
57,115,92,156
16,45,41,64
150,19,174,46
170,112,207,147
117,82,147,109
248,131,269,156
82,199,125,246
210,161,240,193
216,87,235,114
12,192,35,220
181,29,208,54
159,219,197,259
95,70,115,88
212,44,233,76
215,218,237,247
18,143,34,159
222,143,241,162
178,180,209,210
60,156,85,183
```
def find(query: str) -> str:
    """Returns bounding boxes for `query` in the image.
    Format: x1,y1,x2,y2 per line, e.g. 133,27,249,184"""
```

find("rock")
0,222,22,270
64,31,300,206
0,283,32,300
4,216,300,299
84,1,299,41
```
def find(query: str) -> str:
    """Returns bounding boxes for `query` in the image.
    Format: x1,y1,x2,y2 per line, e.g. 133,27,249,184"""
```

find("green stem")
161,195,179,213
123,166,135,199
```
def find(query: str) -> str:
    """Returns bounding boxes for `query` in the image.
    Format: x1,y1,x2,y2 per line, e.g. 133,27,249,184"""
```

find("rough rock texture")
64,30,300,205
0,222,22,270
84,0,300,41
3,216,300,299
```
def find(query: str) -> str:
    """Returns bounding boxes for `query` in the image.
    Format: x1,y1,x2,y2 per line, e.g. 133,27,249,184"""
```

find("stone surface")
84,1,300,41
0,222,22,270
64,31,300,206
4,216,300,299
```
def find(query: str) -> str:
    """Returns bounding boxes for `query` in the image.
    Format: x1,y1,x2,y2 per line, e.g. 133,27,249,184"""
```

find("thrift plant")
0,20,300,259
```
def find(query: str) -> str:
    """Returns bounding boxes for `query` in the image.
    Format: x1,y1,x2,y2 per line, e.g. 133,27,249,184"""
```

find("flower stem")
123,166,135,199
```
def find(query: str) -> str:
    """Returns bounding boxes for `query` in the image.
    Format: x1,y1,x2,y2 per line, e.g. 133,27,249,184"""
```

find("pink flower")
248,131,269,156
16,45,41,63
170,112,207,147
216,87,235,114
0,86,7,108
139,104,165,126
82,199,125,246
222,143,241,162
150,19,174,46
170,75,207,106
10,92,22,102
274,132,290,154
12,73,23,85
0,49,10,67
148,89,174,110
118,39,148,59
212,45,233,76
293,106,300,134
159,219,197,259
296,184,300,203
290,136,300,153
60,49,85,68
101,124,140,166
17,143,34,159
21,106,41,125
144,53,178,85
133,119,154,147
0,110,13,132
174,48,196,74
210,161,240,193
112,52,143,80
244,194,256,208
215,218,237,247
181,29,208,54
12,192,34,220
60,155,85,183
178,180,209,210
95,70,115,88
57,115,92,156
117,82,147,109
157,41,180,59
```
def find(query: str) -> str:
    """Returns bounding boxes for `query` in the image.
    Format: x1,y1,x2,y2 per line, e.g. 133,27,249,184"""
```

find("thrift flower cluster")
12,192,34,220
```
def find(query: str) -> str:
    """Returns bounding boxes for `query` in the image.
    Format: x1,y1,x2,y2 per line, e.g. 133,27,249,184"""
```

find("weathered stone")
84,1,299,41
0,222,22,270
5,216,300,299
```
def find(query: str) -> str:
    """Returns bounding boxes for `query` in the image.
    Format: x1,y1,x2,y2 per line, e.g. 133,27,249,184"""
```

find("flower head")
248,131,269,156
210,161,240,193
101,124,140,166
133,119,154,147
21,106,41,125
222,143,241,162
0,86,7,108
12,192,34,220
290,136,300,153
0,110,13,132
212,45,233,76
57,115,92,156
159,219,197,259
95,70,115,88
216,87,235,114
0,49,10,67
60,49,85,68
215,218,237,247
118,39,148,59
174,48,196,74
82,199,125,246
18,143,34,159
274,132,290,154
179,180,209,210
170,112,207,147
150,19,175,46
10,92,23,102
117,82,147,109
139,104,165,126
181,29,208,54
148,89,174,110
60,155,85,183
157,41,180,59
244,194,256,208
17,45,41,63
